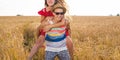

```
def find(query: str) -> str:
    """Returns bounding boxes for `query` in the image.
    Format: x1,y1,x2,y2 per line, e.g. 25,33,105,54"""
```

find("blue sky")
0,0,120,16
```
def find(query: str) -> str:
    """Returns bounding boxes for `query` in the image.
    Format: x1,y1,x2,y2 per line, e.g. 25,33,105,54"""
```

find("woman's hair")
45,0,72,21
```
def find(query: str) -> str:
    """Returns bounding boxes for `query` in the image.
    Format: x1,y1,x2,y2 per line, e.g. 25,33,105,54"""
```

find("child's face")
47,0,55,6
53,8,64,21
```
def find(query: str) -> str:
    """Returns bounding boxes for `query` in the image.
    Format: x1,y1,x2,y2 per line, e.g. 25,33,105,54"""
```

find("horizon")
0,0,120,16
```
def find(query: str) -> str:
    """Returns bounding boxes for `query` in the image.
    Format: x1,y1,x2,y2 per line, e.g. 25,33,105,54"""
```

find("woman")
28,6,70,60
38,0,74,59
37,0,67,33
30,0,73,59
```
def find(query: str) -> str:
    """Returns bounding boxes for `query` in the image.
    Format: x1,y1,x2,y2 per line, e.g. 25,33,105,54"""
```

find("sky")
0,0,120,16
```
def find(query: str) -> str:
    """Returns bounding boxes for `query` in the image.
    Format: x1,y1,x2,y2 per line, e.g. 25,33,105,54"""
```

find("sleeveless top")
45,20,67,52
38,8,69,36
45,25,66,42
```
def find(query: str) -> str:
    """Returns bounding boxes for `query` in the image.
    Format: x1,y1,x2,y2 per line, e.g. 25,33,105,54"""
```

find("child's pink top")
38,8,54,17
38,8,69,36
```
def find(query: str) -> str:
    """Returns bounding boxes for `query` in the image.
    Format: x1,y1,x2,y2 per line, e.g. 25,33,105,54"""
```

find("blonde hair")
44,0,72,21
53,0,72,21
52,0,72,35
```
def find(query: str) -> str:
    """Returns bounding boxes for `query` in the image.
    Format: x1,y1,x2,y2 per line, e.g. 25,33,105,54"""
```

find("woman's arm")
65,19,71,36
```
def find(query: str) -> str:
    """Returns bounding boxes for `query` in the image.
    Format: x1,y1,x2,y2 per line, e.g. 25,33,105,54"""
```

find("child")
37,0,74,59
28,6,70,60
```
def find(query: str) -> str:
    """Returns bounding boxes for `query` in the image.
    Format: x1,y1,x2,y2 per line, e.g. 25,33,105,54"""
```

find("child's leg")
36,24,44,38
66,36,74,60
28,35,45,60
36,25,41,38
36,25,46,48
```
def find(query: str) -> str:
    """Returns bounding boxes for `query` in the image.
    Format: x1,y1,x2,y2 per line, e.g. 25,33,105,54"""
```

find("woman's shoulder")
62,18,70,23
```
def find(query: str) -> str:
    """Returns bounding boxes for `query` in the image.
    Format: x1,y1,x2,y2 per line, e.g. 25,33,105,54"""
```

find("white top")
45,38,67,52
45,20,67,52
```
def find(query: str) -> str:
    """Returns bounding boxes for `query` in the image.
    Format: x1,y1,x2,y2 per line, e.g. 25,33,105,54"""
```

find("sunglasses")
54,12,65,15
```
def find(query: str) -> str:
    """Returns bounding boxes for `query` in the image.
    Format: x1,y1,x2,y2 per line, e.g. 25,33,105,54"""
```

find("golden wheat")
0,16,120,60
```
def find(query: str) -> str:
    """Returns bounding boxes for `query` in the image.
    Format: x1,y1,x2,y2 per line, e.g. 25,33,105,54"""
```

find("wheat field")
0,16,120,60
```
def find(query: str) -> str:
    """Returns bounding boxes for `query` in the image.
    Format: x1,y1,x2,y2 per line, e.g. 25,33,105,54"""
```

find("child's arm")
43,18,66,32
38,17,50,30
50,19,65,27
28,35,45,60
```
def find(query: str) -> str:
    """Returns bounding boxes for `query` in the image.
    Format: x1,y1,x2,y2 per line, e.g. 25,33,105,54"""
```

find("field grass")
0,16,120,60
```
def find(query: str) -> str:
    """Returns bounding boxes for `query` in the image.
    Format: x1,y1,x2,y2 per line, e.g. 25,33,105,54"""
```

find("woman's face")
53,8,64,21
47,0,55,6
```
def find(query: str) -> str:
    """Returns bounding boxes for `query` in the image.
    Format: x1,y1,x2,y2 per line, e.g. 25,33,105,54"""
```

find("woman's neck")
53,18,61,23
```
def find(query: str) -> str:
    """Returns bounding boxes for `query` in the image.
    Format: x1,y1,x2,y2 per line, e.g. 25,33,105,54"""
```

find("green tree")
117,14,120,16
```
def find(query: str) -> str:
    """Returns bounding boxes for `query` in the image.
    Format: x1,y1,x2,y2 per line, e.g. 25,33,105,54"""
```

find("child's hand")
46,17,53,21
43,25,52,32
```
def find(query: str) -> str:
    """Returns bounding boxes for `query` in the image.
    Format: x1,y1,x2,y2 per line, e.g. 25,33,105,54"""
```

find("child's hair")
58,0,72,22
45,0,72,21
45,0,65,7
44,0,68,8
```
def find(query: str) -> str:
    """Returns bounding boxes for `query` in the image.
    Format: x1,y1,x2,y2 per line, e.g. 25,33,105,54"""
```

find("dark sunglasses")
54,12,65,15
